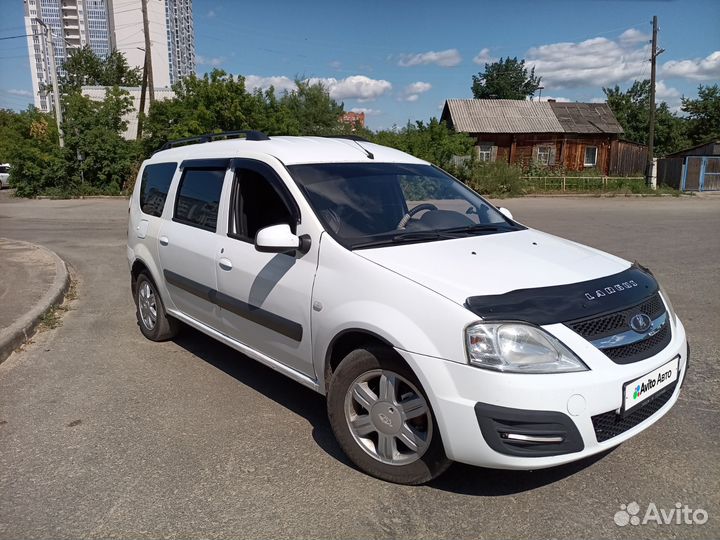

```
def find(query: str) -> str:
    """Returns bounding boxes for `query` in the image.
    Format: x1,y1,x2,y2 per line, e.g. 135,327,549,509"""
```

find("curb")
0,240,70,364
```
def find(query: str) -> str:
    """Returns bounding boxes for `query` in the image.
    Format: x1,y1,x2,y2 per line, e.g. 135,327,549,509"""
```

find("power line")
0,34,33,41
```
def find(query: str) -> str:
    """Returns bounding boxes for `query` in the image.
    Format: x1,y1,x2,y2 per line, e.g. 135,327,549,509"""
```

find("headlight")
658,285,677,323
465,322,588,373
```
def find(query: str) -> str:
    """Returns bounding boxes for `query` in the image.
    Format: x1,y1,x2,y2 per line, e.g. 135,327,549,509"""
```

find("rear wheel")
135,272,178,341
327,347,451,484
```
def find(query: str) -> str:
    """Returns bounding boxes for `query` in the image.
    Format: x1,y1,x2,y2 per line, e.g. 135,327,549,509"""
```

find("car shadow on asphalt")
172,326,355,468
428,447,617,496
173,325,617,496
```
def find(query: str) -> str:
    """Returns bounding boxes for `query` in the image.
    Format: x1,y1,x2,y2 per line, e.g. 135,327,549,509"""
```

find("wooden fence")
609,141,648,176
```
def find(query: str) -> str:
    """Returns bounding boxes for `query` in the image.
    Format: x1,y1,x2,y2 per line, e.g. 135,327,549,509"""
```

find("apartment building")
23,0,195,112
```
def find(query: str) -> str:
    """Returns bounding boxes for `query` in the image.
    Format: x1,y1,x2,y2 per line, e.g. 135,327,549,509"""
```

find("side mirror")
498,207,514,220
255,224,310,254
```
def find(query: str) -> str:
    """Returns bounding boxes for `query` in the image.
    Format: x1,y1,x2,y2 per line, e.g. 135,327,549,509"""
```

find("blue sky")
1,0,719,129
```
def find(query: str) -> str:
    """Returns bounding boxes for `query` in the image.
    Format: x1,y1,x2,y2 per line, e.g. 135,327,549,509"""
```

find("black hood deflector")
465,264,658,325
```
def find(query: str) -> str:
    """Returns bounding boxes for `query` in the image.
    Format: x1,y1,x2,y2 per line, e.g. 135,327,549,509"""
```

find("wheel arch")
323,328,407,394
129,253,163,301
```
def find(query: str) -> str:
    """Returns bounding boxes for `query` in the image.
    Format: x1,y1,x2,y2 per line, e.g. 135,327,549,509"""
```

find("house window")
476,144,494,162
584,146,598,167
536,145,553,165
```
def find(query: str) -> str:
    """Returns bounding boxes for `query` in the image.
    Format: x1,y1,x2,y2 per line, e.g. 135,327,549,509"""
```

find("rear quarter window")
139,162,177,217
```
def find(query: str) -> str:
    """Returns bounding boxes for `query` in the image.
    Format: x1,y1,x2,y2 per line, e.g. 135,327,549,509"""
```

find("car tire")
135,271,179,341
327,347,451,484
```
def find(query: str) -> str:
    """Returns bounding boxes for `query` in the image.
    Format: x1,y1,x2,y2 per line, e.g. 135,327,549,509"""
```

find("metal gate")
682,156,720,191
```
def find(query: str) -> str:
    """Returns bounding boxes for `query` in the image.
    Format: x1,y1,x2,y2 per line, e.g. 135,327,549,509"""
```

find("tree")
56,46,141,93
143,69,346,153
471,57,542,100
281,80,344,135
603,80,689,156
61,87,138,193
371,119,473,169
1,107,64,196
681,84,720,145
9,46,141,197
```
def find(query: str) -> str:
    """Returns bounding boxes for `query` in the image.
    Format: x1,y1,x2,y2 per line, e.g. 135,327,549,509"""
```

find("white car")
127,132,688,485
0,164,10,189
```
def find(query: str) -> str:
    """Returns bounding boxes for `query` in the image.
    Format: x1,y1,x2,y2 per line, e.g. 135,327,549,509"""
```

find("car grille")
567,292,672,364
591,382,677,442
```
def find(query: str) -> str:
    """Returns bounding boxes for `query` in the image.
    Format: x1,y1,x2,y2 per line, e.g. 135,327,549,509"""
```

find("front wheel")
327,347,451,484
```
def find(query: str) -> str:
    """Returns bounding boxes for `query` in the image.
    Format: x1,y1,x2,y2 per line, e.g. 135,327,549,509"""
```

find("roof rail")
159,130,270,151
321,134,371,143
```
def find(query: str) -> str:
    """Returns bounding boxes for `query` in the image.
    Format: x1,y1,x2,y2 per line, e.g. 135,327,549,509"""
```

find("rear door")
158,159,229,328
215,159,319,377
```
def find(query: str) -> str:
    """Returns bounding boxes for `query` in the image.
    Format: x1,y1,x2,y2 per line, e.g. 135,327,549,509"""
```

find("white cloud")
619,28,650,46
661,51,720,81
206,9,216,18
245,75,392,102
535,95,571,102
309,75,392,101
398,81,432,102
350,107,382,117
244,75,297,94
7,89,32,97
473,48,496,65
405,81,432,94
655,80,681,100
527,28,720,91
329,60,342,70
397,49,462,68
196,55,223,67
526,33,650,89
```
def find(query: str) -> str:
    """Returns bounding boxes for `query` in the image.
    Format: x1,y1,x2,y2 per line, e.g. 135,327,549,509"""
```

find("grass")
38,306,63,331
37,276,78,332
449,161,684,198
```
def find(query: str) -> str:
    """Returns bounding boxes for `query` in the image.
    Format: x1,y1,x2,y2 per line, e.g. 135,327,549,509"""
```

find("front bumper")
396,317,688,470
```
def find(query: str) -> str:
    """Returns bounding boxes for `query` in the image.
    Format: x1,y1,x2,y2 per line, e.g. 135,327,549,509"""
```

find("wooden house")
441,99,644,175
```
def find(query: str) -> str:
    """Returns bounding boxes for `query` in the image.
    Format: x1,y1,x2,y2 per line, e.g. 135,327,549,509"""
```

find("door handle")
159,236,169,246
218,257,233,271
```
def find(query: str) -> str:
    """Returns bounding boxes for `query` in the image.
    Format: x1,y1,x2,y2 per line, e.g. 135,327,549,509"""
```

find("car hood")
356,229,630,306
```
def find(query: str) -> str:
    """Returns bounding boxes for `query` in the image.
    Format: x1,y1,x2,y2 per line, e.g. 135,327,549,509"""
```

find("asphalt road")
0,191,718,539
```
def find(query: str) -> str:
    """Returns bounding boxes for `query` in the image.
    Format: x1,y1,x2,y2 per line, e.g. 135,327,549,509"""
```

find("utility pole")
646,15,664,187
35,18,64,148
137,49,148,140
141,0,155,103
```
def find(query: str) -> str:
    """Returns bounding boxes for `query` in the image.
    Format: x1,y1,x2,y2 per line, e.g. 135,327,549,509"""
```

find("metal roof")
549,102,624,134
442,99,624,134
442,99,564,134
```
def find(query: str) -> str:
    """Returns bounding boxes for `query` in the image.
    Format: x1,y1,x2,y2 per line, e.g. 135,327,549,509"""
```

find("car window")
289,163,516,248
230,167,295,241
174,168,225,232
139,162,177,217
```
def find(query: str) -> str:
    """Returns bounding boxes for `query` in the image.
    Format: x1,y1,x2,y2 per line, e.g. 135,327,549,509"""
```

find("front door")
215,160,318,378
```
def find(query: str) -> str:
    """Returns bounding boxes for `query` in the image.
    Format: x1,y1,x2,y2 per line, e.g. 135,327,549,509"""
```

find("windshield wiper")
441,223,504,235
351,230,456,249
351,225,510,249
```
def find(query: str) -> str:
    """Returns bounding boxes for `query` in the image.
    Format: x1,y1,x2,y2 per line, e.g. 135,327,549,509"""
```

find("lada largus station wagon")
127,131,688,484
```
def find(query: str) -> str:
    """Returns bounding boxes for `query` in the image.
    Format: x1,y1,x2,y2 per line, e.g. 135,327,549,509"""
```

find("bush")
452,160,526,198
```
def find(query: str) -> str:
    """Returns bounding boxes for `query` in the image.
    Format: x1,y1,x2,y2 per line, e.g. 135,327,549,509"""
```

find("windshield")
288,162,522,249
